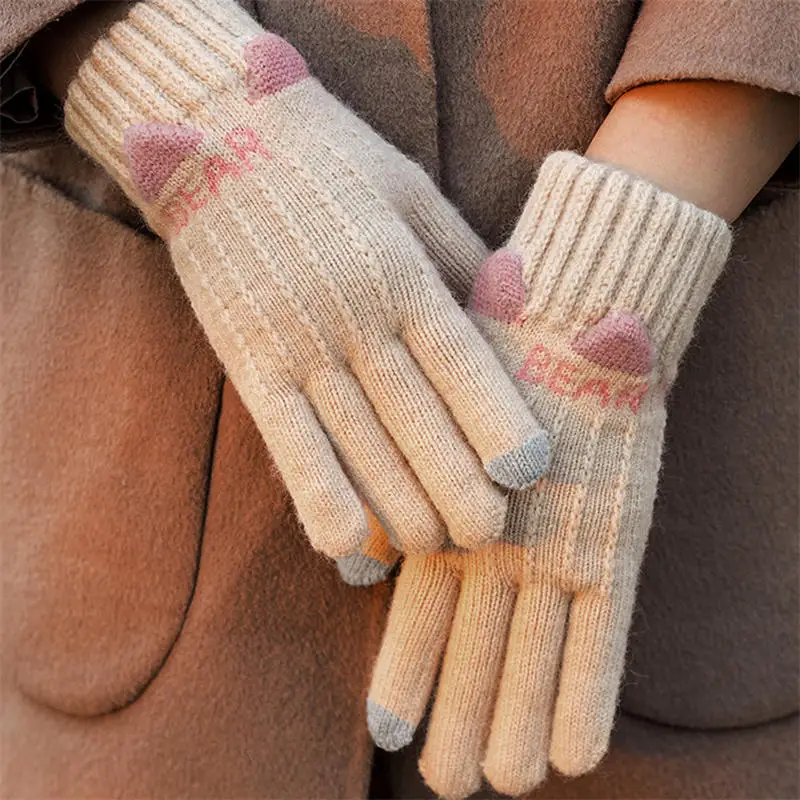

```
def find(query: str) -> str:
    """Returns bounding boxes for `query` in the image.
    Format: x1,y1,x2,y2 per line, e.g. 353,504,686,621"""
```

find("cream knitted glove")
365,152,732,797
63,0,551,558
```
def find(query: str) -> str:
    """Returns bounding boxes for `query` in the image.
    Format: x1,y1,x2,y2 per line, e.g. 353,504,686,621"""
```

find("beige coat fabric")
1,1,798,797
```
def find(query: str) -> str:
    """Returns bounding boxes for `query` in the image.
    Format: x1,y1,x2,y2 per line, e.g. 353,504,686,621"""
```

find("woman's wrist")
586,80,799,221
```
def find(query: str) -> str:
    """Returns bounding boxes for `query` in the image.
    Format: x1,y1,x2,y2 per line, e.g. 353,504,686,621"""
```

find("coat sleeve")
1,0,84,151
1,0,83,56
606,0,800,103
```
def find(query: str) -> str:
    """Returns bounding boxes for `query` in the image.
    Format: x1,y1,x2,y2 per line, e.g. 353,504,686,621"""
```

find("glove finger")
419,557,517,800
337,511,401,587
358,338,507,549
396,168,489,305
483,580,570,796
402,283,550,491
305,366,445,553
257,388,368,558
549,584,635,776
168,237,367,558
368,554,460,751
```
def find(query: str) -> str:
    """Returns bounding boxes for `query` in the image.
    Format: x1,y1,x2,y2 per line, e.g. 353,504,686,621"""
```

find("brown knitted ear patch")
123,123,203,202
244,33,310,103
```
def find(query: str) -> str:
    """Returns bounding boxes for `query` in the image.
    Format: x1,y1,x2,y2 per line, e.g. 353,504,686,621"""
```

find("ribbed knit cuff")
513,152,732,370
64,0,263,195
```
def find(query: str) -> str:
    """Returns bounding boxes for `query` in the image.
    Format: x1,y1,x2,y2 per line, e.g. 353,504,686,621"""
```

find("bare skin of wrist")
586,81,799,222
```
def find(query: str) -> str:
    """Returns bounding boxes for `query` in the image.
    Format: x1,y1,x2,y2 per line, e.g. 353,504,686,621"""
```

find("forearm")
586,80,799,221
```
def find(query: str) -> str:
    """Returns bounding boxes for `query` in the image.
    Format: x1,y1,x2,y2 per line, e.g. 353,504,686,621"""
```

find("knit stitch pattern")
366,152,732,797
124,123,204,202
64,0,550,559
244,33,309,102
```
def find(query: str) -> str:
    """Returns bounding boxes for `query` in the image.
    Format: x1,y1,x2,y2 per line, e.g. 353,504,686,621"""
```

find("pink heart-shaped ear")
571,311,654,375
244,34,310,103
124,123,204,203
468,249,526,322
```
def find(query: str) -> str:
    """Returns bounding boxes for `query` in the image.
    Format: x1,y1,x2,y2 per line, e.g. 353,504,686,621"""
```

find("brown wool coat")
1,1,798,798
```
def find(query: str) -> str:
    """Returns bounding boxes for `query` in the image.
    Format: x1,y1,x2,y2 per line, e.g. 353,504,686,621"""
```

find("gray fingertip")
367,698,415,751
486,429,550,489
337,553,392,587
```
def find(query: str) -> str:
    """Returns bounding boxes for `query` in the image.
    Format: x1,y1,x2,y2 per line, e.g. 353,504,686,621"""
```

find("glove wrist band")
65,0,308,228
510,152,731,377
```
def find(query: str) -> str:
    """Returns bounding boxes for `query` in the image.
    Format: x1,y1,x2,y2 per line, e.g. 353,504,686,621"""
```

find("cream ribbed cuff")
512,152,732,373
65,0,263,195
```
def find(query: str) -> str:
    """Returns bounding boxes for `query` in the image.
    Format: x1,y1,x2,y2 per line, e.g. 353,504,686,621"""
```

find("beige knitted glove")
63,0,551,558
365,152,732,797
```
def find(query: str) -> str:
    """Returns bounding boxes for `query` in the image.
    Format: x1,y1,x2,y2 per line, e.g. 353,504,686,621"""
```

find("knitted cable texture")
365,152,732,797
64,0,551,558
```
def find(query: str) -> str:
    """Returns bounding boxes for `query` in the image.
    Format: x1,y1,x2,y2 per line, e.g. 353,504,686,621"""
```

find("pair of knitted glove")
65,1,731,797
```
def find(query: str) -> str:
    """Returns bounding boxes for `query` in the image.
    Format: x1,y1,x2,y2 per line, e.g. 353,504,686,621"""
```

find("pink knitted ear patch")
469,249,526,322
571,312,654,375
124,123,204,203
244,33,309,103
